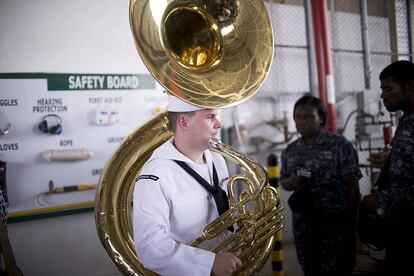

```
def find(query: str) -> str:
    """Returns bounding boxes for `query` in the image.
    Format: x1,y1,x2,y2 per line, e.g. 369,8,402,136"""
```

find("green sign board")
0,73,156,91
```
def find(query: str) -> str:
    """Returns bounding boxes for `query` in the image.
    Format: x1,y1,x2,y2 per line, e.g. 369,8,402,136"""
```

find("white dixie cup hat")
167,94,205,112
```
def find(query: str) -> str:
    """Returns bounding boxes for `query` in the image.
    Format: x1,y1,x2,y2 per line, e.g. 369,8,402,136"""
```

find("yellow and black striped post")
268,153,284,276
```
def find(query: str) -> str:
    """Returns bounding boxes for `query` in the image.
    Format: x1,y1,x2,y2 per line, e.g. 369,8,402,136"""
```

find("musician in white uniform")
133,95,241,276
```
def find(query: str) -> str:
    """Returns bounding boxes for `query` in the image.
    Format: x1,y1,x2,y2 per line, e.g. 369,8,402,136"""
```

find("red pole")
310,0,336,132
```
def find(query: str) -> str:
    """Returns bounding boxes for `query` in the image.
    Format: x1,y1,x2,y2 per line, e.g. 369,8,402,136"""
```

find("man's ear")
407,80,414,93
177,114,189,130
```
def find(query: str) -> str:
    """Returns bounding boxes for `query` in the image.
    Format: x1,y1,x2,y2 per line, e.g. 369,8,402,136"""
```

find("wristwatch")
376,207,385,217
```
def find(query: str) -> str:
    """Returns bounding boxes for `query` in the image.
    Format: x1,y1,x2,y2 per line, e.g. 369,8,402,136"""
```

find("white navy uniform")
133,138,229,276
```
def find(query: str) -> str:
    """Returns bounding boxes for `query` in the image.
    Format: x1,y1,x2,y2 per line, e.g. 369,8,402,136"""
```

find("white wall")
0,0,144,73
0,0,159,275
0,1,397,275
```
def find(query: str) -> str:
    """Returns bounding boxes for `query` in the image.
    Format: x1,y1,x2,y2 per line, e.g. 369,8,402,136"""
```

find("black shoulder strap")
175,160,217,193
375,154,391,191
174,160,231,218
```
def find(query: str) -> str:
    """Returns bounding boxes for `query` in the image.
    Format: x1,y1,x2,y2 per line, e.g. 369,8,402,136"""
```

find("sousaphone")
95,0,283,275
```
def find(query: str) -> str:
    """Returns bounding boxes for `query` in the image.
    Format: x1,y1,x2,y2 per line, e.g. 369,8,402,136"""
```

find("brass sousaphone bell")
95,0,283,275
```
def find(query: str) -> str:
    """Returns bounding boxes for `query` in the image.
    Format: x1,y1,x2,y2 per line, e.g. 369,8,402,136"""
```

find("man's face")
380,77,409,112
186,109,221,148
294,104,322,138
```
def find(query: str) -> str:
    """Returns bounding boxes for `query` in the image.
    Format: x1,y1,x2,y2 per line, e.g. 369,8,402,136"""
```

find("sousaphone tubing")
95,1,283,275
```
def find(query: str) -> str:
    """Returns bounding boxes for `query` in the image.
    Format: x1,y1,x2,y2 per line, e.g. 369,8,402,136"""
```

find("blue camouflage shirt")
281,129,362,211
378,113,414,224
0,190,6,227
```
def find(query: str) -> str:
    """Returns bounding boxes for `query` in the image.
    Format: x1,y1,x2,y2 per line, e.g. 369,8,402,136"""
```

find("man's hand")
212,250,242,276
282,175,306,191
369,149,390,168
360,194,381,210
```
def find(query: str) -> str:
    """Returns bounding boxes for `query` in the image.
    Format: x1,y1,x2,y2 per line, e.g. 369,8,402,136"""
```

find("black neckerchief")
174,160,234,232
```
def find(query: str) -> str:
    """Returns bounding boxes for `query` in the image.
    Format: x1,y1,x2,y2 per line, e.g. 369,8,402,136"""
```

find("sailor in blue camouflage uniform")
0,189,8,272
281,95,362,276
0,183,23,276
0,190,6,227
361,60,414,275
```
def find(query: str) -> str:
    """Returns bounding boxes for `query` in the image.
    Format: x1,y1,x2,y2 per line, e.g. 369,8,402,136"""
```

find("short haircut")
293,95,327,127
379,60,414,84
167,111,196,133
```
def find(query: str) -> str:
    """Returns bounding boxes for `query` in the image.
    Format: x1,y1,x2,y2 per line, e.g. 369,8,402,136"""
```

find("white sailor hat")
167,94,205,112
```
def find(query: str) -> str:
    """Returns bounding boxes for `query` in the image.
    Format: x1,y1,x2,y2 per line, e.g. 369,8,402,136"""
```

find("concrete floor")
101,237,383,276
258,238,384,276
258,238,303,276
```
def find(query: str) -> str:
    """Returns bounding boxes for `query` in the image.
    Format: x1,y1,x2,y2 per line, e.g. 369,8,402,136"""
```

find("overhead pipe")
360,0,372,89
310,0,336,132
304,0,318,96
406,0,413,62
